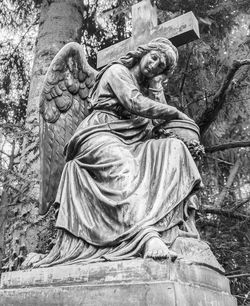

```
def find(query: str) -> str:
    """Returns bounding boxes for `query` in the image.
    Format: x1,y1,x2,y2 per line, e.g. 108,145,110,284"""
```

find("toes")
144,249,178,260
154,249,169,259
169,250,178,261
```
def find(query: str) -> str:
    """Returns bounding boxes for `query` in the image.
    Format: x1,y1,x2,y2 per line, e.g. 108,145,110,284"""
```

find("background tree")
0,0,249,304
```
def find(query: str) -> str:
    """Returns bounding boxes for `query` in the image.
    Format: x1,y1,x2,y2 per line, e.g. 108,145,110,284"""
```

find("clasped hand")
148,74,168,90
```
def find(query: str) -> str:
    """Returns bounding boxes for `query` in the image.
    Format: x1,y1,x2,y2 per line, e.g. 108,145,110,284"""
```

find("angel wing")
39,42,98,215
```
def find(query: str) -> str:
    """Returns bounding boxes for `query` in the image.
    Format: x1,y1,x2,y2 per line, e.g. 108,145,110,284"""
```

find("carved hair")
90,38,178,99
119,37,178,76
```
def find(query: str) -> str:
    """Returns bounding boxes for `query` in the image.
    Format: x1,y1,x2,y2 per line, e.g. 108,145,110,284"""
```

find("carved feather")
39,42,98,215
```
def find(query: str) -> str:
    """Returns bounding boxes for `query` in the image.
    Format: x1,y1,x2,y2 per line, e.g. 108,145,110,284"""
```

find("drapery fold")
35,64,202,267
36,110,201,267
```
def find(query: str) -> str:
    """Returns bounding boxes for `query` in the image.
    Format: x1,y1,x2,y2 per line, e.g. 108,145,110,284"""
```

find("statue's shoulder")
105,63,130,76
101,64,132,87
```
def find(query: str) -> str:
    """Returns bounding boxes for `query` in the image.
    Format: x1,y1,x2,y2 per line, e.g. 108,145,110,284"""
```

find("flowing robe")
37,64,202,266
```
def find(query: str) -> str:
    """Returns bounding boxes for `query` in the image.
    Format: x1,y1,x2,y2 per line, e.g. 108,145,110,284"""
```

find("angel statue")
27,37,203,268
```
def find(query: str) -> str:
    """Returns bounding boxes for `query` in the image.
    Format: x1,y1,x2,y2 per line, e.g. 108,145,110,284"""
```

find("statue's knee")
170,137,185,150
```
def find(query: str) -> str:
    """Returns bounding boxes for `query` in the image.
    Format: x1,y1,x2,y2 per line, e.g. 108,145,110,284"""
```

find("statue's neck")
130,64,145,86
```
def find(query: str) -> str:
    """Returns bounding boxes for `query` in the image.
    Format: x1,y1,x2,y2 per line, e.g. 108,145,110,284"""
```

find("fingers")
148,75,163,89
161,76,169,88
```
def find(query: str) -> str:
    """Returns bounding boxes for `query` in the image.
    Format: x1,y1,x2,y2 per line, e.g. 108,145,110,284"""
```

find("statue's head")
120,37,178,77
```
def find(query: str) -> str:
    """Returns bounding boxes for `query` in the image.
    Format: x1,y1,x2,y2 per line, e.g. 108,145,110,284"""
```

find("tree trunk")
20,0,85,200
214,159,241,207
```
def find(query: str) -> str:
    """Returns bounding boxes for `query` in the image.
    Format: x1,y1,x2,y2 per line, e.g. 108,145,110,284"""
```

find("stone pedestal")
0,258,237,306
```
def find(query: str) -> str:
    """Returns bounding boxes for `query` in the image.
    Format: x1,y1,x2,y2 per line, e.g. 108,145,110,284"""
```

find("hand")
148,74,168,90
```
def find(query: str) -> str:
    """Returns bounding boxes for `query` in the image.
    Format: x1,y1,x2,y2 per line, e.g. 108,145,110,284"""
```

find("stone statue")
6,36,236,306
28,37,204,268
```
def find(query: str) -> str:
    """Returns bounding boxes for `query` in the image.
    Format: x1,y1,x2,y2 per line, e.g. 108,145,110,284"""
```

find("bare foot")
21,252,46,269
143,237,178,260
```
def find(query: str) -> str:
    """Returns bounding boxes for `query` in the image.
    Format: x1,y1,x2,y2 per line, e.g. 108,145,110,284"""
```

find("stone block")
0,258,237,306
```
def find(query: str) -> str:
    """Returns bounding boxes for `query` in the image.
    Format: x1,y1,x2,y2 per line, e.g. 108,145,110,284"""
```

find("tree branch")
214,159,240,207
0,150,11,158
198,59,250,136
231,197,250,213
202,205,250,220
227,273,250,279
205,155,234,165
205,140,250,153
179,50,192,93
2,17,39,71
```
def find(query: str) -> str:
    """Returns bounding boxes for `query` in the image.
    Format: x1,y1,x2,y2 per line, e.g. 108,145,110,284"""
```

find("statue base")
0,257,237,305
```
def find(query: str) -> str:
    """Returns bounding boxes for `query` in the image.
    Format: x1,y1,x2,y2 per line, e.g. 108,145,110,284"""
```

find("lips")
145,67,153,75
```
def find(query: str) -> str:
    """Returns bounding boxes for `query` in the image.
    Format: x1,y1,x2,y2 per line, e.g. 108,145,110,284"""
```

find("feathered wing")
39,42,98,215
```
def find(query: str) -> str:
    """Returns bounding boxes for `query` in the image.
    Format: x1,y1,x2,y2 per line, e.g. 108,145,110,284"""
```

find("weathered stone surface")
97,11,199,68
171,237,225,273
0,258,237,306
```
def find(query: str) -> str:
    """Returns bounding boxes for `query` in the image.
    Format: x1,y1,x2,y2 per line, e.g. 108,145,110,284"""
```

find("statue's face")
139,50,167,78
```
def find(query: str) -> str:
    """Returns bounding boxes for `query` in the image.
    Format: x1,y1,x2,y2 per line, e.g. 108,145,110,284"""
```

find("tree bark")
214,159,240,207
20,0,85,199
27,0,85,122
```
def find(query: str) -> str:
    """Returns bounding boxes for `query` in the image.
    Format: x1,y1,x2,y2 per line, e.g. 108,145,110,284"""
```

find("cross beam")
97,0,199,68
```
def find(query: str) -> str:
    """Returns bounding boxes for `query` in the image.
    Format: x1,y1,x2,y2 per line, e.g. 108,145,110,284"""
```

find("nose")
149,59,159,70
150,59,159,69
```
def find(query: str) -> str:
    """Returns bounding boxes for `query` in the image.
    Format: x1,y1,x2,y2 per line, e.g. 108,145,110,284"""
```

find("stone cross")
97,0,200,68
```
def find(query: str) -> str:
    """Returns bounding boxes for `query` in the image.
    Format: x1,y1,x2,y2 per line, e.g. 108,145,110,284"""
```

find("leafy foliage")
0,0,39,197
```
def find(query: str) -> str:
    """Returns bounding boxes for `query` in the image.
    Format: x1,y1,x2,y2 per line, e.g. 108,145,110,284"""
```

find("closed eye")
151,54,158,61
159,63,166,70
